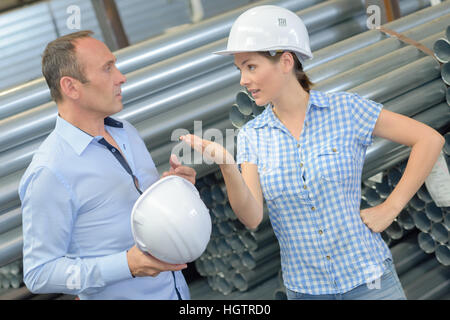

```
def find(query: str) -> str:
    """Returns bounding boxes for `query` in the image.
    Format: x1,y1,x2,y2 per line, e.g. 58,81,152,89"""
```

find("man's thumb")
170,154,181,168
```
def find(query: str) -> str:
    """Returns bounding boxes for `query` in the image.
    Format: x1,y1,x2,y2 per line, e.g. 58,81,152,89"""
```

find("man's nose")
118,71,126,84
114,65,126,84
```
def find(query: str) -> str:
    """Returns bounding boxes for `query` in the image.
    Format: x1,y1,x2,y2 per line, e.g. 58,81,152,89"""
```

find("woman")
181,5,444,300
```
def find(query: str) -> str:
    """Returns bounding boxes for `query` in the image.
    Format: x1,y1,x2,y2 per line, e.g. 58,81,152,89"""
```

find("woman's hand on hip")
360,202,399,233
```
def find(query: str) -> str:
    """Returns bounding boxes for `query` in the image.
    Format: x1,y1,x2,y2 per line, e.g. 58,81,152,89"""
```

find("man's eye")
248,65,255,71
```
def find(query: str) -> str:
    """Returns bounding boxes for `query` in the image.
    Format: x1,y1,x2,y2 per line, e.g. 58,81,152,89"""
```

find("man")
18,30,196,299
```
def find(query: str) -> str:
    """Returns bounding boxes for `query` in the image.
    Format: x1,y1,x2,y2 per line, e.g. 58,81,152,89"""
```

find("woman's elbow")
429,129,445,151
245,209,264,230
246,221,259,230
419,128,445,151
436,132,445,149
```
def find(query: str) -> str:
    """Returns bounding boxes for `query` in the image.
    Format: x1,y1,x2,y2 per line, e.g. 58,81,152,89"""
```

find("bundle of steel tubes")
0,0,327,269
0,0,446,299
194,139,450,297
273,230,449,300
435,25,450,89
194,170,280,295
0,260,22,292
271,144,450,300
2,0,434,269
363,161,450,270
231,17,450,182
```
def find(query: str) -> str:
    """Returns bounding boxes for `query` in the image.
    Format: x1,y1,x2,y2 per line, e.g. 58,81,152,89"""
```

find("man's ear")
60,76,80,100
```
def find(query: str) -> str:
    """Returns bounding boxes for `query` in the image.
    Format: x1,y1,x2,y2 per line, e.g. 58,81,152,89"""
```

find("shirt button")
311,206,316,211
300,163,304,167
303,185,307,190
332,147,337,153
297,143,300,148
326,255,331,260
319,230,323,235
111,148,116,153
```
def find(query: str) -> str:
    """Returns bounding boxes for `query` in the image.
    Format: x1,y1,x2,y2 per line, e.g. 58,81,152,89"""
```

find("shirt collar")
55,116,123,156
308,89,330,109
248,89,329,129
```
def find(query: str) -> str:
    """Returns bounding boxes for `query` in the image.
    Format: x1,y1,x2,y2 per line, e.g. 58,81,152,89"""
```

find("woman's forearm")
179,133,263,228
219,164,263,229
384,130,445,215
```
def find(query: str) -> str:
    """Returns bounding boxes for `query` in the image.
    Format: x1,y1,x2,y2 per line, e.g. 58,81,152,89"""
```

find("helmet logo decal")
278,18,287,27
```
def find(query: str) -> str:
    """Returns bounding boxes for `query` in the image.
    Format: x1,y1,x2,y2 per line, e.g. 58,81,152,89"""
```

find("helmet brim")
213,48,313,63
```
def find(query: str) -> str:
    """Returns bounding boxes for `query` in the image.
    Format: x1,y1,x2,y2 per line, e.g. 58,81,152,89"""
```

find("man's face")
74,37,126,117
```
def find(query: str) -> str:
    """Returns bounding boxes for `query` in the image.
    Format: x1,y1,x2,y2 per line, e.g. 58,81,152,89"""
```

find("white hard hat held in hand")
131,175,212,264
214,5,313,63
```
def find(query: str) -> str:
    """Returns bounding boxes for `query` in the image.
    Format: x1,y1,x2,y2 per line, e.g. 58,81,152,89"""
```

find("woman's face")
234,52,284,106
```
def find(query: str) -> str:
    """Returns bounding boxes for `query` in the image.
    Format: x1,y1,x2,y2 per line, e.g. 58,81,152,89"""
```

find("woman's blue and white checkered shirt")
236,89,393,295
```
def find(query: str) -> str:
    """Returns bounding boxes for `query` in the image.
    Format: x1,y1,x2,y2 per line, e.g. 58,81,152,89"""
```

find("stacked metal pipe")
271,232,448,300
273,270,287,300
0,0,425,270
194,170,281,295
362,158,450,269
0,260,22,292
435,25,450,90
231,20,450,181
0,0,323,120
357,154,450,299
415,132,450,268
416,210,450,267
272,161,450,299
390,233,449,300
0,0,442,297
231,22,450,296
196,147,449,298
0,0,331,270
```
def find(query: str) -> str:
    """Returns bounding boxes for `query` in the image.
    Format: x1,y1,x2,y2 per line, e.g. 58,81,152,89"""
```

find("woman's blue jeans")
286,259,407,300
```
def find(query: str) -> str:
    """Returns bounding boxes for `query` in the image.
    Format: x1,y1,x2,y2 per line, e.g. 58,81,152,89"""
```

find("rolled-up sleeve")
19,167,132,296
236,127,258,169
350,93,383,146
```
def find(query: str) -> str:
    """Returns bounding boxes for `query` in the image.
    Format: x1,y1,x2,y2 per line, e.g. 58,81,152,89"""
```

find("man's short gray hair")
42,30,94,102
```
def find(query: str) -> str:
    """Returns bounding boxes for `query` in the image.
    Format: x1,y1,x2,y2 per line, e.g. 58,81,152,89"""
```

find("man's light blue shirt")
237,90,392,295
19,116,190,300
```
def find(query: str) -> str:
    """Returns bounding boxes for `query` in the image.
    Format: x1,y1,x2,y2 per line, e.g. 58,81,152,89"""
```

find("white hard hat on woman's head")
214,5,313,63
131,175,211,264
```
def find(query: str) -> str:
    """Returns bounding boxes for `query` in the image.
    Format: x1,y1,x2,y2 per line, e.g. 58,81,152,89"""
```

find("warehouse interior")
0,0,449,300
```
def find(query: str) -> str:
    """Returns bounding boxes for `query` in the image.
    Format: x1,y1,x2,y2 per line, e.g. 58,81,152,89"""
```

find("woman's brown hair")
259,51,313,93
